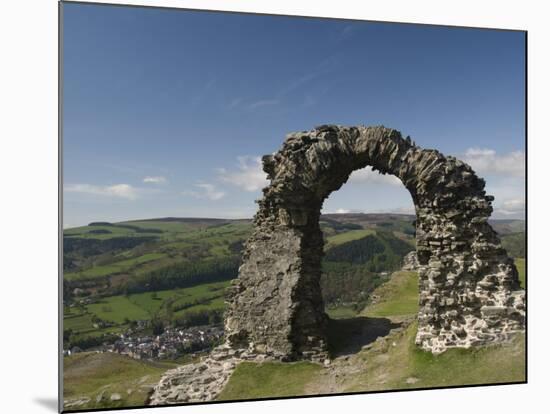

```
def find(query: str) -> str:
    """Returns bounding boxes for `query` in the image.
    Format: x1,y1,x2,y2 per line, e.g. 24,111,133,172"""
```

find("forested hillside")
63,215,524,352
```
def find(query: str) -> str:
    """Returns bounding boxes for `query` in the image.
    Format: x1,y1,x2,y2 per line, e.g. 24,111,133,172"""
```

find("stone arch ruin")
224,125,525,359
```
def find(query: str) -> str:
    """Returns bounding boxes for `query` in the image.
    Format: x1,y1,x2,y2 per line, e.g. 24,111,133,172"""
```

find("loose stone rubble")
402,251,419,271
149,345,275,405
224,125,525,356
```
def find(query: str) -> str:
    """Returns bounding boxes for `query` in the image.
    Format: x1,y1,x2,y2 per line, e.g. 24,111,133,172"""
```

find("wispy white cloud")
335,25,357,42
182,183,225,201
463,148,525,178
333,208,351,214
65,183,139,200
247,99,279,110
462,147,525,218
493,198,525,217
217,156,268,192
382,206,416,215
143,176,167,184
302,94,317,108
348,167,402,186
502,198,525,210
190,78,217,108
278,72,319,97
228,97,243,109
244,55,338,111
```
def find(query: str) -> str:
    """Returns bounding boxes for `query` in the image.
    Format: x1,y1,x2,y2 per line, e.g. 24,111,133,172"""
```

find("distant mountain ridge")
70,213,524,233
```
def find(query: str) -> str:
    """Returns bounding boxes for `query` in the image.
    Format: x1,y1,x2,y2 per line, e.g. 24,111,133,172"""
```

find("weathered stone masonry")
224,125,525,358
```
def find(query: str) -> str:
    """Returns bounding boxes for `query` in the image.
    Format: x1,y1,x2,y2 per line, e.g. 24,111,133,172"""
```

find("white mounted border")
1,1,548,414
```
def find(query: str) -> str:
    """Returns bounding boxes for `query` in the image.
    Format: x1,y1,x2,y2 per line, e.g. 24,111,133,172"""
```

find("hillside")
218,262,526,401
63,215,524,352
63,351,197,410
63,214,525,410
64,261,526,410
62,214,421,351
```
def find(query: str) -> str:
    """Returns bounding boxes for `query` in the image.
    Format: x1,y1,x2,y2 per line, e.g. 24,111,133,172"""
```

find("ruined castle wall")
224,125,525,358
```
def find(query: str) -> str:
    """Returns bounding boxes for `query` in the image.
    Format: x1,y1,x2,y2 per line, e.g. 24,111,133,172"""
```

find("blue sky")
63,3,525,228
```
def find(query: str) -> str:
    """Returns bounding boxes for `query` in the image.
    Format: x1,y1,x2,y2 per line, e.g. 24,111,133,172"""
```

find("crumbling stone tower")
224,125,525,359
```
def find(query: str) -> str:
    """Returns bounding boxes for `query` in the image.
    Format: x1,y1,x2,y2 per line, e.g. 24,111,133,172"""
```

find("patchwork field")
64,281,229,344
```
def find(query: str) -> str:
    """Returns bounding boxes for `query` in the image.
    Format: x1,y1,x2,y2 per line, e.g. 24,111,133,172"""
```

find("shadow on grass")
327,316,401,357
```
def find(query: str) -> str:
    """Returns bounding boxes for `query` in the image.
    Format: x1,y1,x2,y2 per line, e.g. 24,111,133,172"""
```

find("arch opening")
224,125,525,359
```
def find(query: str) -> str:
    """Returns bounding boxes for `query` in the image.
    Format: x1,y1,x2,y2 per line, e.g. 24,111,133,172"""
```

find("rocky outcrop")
224,125,525,357
149,345,275,405
402,251,419,271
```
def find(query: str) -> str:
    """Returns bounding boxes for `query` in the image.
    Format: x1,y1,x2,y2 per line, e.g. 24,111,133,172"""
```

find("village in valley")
64,322,224,361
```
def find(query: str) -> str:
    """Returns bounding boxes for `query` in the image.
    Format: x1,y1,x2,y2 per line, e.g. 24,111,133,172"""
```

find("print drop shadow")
33,397,58,412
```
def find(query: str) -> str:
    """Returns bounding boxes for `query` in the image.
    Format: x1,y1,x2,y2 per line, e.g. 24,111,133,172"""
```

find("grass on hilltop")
325,229,375,248
325,305,358,319
217,362,322,401
64,253,167,280
63,352,187,411
347,321,525,392
361,271,419,318
219,260,526,400
516,258,525,288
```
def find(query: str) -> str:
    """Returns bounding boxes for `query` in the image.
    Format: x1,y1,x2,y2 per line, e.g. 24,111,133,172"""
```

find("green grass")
325,229,374,248
406,330,525,388
218,266,525,399
348,322,525,392
360,262,523,319
63,281,231,339
70,325,127,343
217,362,322,401
120,220,191,233
172,297,225,318
65,253,167,280
174,224,251,250
209,244,230,257
86,296,151,324
325,305,358,319
125,291,175,316
501,232,525,258
64,220,194,241
63,352,176,410
64,225,137,239
64,220,251,282
126,281,229,318
362,271,419,317
65,265,121,279
64,313,96,333
516,258,525,288
111,253,166,267
347,267,525,391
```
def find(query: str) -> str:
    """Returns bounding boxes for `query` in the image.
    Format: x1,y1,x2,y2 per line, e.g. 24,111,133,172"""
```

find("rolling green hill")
501,232,526,258
63,215,526,409
63,352,195,411
219,261,526,400
63,215,524,352
63,215,418,349
65,264,526,410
